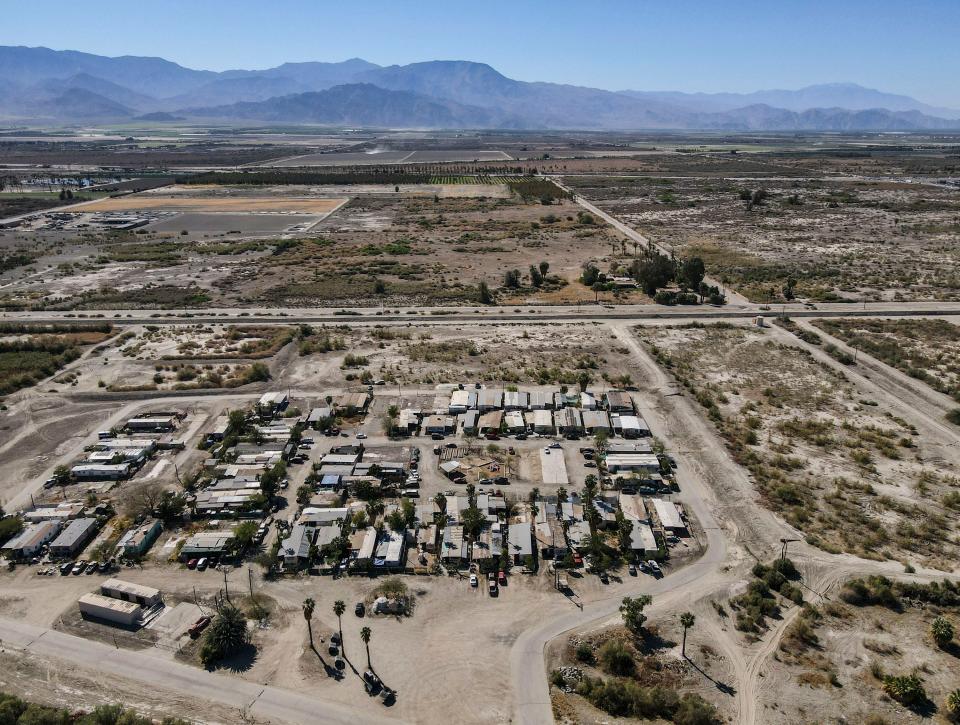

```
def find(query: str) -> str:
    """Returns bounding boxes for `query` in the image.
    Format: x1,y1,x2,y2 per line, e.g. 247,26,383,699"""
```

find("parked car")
356,432,367,439
549,442,562,449
59,561,74,575
431,433,444,441
515,433,528,440
355,602,365,617
71,561,87,575
186,558,199,570
572,553,583,566
188,616,211,639
498,570,507,585
469,573,478,587
488,573,498,596
197,558,209,571
484,433,499,440
445,442,457,449
85,563,97,575
647,560,662,577
584,461,596,468
628,563,638,576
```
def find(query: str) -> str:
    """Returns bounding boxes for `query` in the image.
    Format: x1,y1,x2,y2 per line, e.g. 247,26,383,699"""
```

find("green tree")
504,269,522,288
296,483,313,506
234,520,258,551
227,409,247,435
478,280,493,304
539,260,550,276
931,616,955,648
680,611,696,657
581,263,600,286
302,597,316,650
783,275,797,301
619,595,653,636
333,600,346,657
630,252,676,296
200,603,249,666
52,464,71,485
360,625,373,670
680,257,706,293
529,265,543,287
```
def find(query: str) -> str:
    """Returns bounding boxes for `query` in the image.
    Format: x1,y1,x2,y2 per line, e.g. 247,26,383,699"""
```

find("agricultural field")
0,177,617,309
566,174,960,302
811,318,960,404
636,322,960,568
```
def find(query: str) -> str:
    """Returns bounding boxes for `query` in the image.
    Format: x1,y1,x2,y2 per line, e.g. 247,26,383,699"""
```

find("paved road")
0,618,401,725
4,302,960,327
511,469,727,724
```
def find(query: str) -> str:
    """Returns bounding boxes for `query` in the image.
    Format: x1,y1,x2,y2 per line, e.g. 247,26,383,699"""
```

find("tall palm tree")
680,612,695,658
333,600,346,656
302,598,316,650
360,626,372,670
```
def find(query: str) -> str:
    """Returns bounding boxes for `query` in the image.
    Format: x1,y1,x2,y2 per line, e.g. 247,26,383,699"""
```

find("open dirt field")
76,195,347,214
756,577,960,724
146,212,321,233
565,174,960,302
636,322,960,569
811,317,960,404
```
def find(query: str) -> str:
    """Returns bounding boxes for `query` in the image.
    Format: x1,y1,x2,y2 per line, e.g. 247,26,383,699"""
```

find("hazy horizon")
3,0,959,108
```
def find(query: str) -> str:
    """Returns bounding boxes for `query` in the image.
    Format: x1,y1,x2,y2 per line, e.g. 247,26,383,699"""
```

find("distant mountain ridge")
0,45,958,130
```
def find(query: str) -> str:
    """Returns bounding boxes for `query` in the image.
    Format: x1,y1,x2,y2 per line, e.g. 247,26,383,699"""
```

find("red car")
572,553,583,566
498,570,507,585
188,616,211,639
186,559,199,569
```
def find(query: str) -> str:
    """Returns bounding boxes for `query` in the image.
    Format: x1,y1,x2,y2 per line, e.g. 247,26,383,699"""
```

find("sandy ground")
76,196,347,213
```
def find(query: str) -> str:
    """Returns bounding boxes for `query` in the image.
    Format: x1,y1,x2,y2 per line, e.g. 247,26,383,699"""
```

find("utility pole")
247,566,254,599
223,566,230,602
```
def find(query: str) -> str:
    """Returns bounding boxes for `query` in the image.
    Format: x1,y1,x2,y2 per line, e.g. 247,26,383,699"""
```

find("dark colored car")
355,602,365,617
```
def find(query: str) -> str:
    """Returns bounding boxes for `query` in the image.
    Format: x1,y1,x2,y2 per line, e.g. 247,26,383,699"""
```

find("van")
98,431,113,440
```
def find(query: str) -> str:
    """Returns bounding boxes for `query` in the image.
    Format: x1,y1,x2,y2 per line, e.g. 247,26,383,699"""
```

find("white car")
469,573,478,587
356,432,367,439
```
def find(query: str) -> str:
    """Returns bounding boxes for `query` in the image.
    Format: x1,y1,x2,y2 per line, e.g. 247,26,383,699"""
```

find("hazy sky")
3,0,959,107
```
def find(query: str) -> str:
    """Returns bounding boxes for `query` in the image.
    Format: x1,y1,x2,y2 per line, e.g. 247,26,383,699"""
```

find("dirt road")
0,617,402,725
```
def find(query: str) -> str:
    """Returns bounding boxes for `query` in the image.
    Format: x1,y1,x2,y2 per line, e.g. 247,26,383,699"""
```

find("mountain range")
1,45,958,131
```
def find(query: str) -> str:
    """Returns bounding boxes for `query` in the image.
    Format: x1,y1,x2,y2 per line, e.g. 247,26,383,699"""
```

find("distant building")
49,517,99,558
126,416,177,432
78,593,141,626
2,520,61,559
477,390,502,412
256,392,289,415
604,390,634,414
179,530,234,560
554,407,583,436
116,519,162,557
101,578,162,608
530,409,554,434
580,410,611,435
